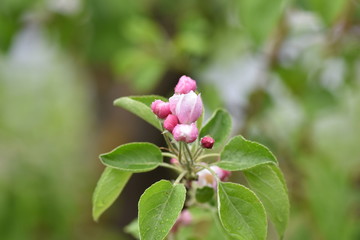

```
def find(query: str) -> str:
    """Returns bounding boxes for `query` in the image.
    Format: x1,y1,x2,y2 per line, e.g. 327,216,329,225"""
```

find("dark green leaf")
100,142,162,172
195,186,214,203
92,167,132,221
217,136,277,171
113,95,167,130
138,180,186,240
244,165,289,238
200,109,232,148
217,182,267,240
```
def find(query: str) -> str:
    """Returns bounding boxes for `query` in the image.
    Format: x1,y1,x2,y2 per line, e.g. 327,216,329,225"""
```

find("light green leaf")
138,180,186,240
217,136,277,171
237,0,286,44
272,164,288,193
197,106,205,130
100,142,162,172
217,182,267,240
113,95,167,130
124,218,140,239
92,167,132,221
113,48,166,92
244,165,289,238
306,0,347,25
199,109,232,148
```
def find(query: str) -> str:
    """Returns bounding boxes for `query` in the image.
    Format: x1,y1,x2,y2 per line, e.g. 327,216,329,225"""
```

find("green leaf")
237,0,286,44
197,106,205,130
306,0,347,25
195,186,214,203
217,136,277,171
211,209,239,240
244,165,289,238
113,48,166,93
113,95,167,130
100,142,162,172
92,167,132,221
124,218,140,239
199,109,232,148
217,182,267,240
138,180,186,240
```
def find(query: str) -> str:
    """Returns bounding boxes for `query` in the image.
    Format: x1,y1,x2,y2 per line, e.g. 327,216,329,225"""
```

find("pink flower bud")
151,100,171,119
178,210,192,225
174,75,197,94
211,166,231,181
163,114,178,132
169,91,203,124
196,166,231,188
172,123,198,143
170,158,179,165
171,209,192,233
200,136,215,149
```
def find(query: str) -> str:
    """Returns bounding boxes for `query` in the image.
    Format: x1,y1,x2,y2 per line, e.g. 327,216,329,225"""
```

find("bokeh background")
1,0,359,239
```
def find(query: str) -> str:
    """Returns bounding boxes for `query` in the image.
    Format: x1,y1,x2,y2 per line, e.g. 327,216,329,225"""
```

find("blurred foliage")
0,0,359,239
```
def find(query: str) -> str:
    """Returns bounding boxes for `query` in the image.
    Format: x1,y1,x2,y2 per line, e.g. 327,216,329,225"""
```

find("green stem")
163,133,177,154
196,153,220,163
179,142,183,165
184,144,194,163
174,171,187,185
159,162,182,173
161,123,178,154
193,148,203,160
180,142,192,177
162,152,177,159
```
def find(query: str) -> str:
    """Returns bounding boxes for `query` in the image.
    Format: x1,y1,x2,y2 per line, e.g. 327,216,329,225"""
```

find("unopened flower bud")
174,75,197,94
212,166,231,181
173,123,198,143
200,136,215,149
163,114,178,132
171,209,192,233
170,158,179,165
151,100,171,119
169,91,203,124
178,210,192,225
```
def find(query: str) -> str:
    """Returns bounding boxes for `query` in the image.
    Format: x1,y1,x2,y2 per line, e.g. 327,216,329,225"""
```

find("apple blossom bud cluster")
151,75,203,143
98,70,289,239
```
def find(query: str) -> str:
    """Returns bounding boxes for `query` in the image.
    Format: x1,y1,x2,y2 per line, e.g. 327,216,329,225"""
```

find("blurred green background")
0,0,359,239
